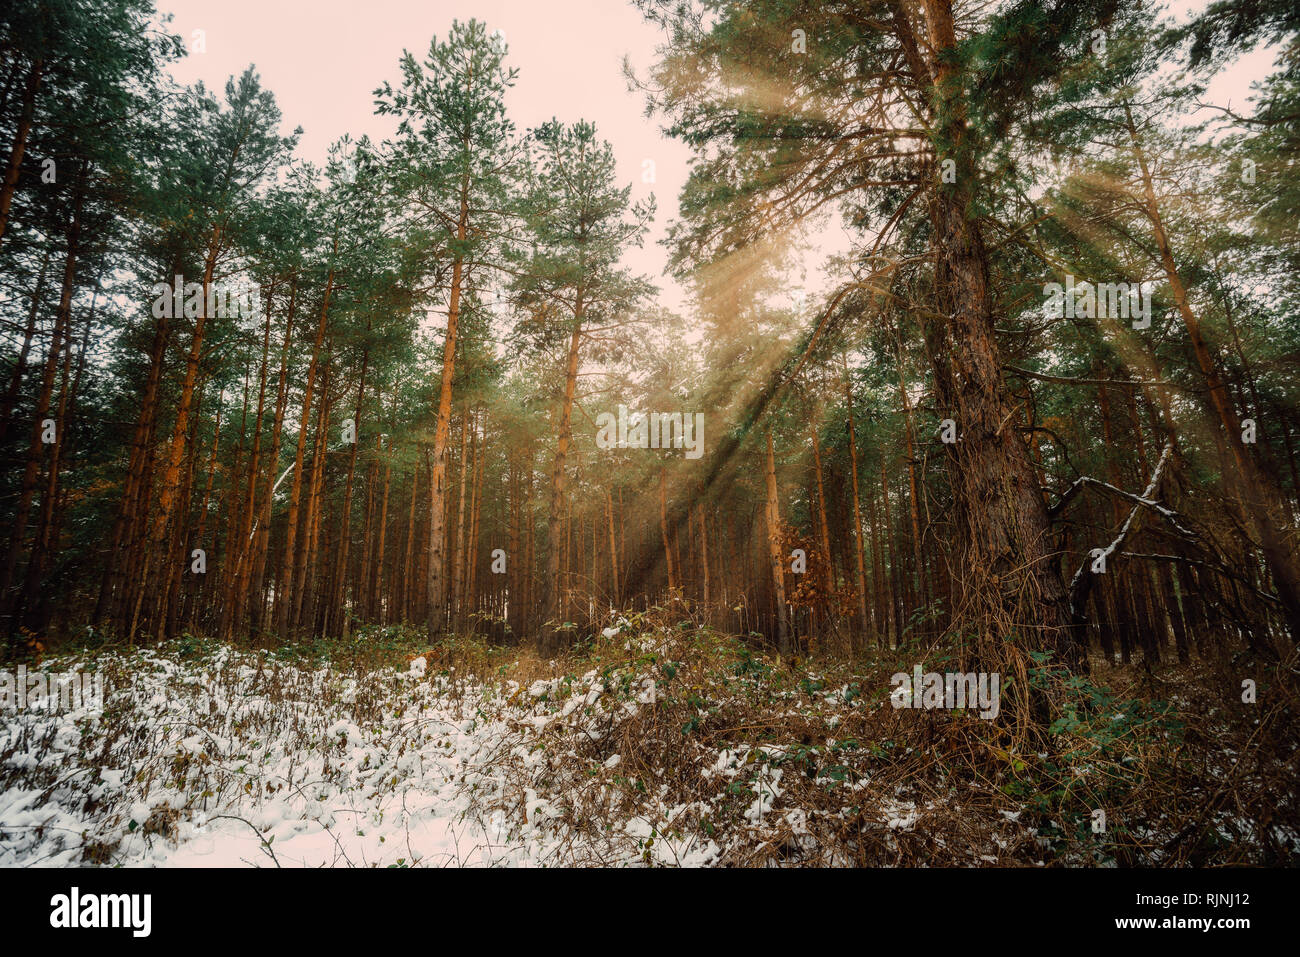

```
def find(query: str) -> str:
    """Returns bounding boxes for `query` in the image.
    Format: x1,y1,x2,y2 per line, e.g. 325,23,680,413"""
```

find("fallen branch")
1067,440,1176,620
1007,364,1168,388
1049,454,1195,539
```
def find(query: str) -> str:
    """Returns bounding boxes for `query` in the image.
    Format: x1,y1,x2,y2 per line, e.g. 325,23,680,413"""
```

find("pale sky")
156,0,696,313
153,0,1274,328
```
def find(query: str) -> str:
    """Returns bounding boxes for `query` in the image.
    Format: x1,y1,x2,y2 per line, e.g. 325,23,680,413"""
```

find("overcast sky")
153,1,1274,325
155,0,695,313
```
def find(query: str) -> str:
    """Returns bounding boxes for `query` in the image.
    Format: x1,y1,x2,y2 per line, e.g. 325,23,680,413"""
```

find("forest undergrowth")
3,607,1295,867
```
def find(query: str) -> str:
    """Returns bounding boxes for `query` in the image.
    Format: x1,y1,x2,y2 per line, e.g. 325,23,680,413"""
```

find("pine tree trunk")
842,355,871,648
0,247,49,447
764,430,791,655
466,414,485,626
1,173,80,640
543,323,583,651
451,407,471,632
220,279,277,640
250,280,297,634
16,291,85,633
275,263,333,636
330,350,367,637
894,337,930,629
1125,104,1300,644
659,467,676,595
294,365,332,633
426,189,470,638
372,436,392,621
140,226,223,640
919,0,1078,664
401,460,420,624
0,58,43,245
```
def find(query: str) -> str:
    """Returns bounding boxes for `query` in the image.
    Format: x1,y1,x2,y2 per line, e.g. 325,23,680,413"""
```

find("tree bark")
764,430,791,655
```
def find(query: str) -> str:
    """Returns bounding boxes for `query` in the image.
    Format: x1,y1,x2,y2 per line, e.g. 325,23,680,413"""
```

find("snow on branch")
1067,440,1178,620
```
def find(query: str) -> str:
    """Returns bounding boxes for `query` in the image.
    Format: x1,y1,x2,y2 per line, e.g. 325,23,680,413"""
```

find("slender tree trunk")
16,291,87,633
601,487,619,610
427,184,471,638
275,262,333,636
543,322,583,650
294,362,332,633
696,500,708,612
186,391,224,630
764,430,791,655
250,280,297,633
842,354,871,648
2,173,80,640
658,467,677,596
894,334,930,628
867,479,890,649
0,247,49,446
330,350,367,637
466,419,485,627
810,418,833,588
372,435,392,621
451,407,471,632
401,460,420,624
1125,104,1300,644
219,279,277,639
0,58,43,245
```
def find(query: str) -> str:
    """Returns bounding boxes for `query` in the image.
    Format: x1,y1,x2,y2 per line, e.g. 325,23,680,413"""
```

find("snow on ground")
0,648,577,867
1,638,1055,867
2,640,781,867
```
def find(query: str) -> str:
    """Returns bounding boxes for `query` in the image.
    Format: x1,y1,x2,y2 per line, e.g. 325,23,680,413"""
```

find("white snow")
0,649,575,867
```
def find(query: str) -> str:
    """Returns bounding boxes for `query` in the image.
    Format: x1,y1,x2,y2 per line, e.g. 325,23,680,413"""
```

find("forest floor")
1,614,1296,867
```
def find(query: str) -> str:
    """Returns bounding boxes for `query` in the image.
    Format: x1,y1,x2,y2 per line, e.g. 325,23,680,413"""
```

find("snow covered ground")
0,647,580,867
2,636,803,867
2,632,1115,867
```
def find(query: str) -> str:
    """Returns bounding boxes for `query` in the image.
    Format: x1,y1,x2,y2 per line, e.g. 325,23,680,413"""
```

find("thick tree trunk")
138,227,223,640
920,0,1077,663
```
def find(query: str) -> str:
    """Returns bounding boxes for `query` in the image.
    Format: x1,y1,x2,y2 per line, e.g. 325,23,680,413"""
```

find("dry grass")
416,607,1299,866
23,613,1297,866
